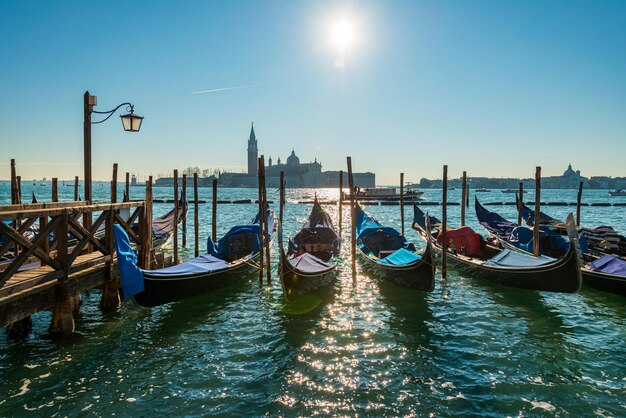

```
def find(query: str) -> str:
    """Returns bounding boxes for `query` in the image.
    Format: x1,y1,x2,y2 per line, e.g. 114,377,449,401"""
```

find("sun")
330,19,354,51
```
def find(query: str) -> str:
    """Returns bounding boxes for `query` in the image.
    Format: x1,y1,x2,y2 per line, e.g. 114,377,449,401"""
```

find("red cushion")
436,226,483,256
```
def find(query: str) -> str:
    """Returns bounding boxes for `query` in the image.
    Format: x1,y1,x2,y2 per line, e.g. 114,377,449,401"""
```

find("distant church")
219,123,375,188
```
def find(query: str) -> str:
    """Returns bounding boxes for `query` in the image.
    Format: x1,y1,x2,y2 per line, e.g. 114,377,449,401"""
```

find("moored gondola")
413,204,582,293
355,204,435,291
476,198,626,297
279,198,341,300
114,208,275,308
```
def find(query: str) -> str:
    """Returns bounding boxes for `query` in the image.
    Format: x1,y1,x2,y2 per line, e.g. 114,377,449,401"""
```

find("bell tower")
247,123,258,176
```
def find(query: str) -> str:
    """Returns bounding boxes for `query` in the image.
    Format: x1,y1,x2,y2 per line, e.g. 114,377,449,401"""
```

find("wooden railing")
0,200,152,290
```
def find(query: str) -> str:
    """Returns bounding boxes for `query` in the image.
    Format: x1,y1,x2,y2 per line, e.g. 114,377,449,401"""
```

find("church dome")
287,149,300,166
563,164,577,177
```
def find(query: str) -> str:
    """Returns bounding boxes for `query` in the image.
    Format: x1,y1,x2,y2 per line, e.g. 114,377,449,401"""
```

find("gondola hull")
279,250,338,300
357,242,435,291
134,254,260,308
582,269,626,297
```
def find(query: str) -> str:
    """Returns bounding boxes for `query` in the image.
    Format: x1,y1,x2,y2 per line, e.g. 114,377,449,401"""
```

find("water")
1,183,625,416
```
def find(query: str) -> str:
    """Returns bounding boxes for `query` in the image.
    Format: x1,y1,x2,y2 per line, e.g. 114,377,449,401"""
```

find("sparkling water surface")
1,182,625,416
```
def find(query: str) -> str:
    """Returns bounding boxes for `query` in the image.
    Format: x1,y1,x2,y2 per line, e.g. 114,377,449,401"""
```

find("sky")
1,0,625,184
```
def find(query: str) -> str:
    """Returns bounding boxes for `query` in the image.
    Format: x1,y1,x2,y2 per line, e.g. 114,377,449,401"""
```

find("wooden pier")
0,199,168,336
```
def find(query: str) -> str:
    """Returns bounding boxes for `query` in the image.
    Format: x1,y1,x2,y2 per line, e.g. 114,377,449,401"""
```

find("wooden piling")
261,162,271,284
258,157,265,285
145,176,153,269
279,171,285,227
518,181,523,226
52,178,58,202
10,159,18,204
461,171,467,226
347,157,357,281
15,176,21,205
212,178,218,242
125,172,130,201
465,183,469,208
74,176,79,201
442,165,448,280
173,169,179,265
182,174,187,248
338,170,343,238
111,163,118,204
533,167,541,257
400,172,405,235
576,181,583,227
50,210,76,333
194,173,199,258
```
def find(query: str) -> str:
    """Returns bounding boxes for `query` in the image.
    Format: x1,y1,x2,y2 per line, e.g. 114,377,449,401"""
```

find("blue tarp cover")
484,249,555,268
145,254,229,276
377,248,421,266
289,253,335,273
590,255,626,277
113,224,145,299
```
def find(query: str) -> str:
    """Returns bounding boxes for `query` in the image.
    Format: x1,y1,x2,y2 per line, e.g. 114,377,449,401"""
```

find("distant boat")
609,190,626,196
502,188,527,193
475,188,490,192
343,187,424,201
449,187,456,191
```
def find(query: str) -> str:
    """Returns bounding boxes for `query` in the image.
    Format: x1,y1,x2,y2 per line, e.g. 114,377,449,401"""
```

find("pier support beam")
49,288,81,335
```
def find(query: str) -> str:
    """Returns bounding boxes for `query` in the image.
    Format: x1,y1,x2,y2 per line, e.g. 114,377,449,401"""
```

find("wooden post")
518,181,524,226
173,169,179,265
576,181,583,227
442,165,448,280
74,176,79,201
49,210,75,334
279,171,285,227
461,171,467,226
400,172,405,235
338,170,343,238
347,157,357,281
16,176,22,204
466,183,469,208
533,167,541,257
194,173,199,257
84,91,93,204
258,157,265,284
145,176,153,269
52,178,58,202
125,172,130,201
111,163,118,204
260,161,271,284
182,174,187,248
212,178,218,242
10,159,17,204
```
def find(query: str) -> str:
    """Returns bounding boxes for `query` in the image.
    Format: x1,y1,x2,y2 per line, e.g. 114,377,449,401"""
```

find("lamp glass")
121,113,143,132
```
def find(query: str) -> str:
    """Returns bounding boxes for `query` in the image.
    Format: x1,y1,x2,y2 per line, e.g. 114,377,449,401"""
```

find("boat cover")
484,249,555,268
144,254,229,276
289,252,335,273
436,226,483,257
377,248,421,266
207,209,275,261
578,226,625,253
113,224,145,299
589,255,626,277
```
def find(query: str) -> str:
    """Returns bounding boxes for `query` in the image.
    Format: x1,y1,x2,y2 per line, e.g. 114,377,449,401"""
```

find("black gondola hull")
582,269,626,297
279,250,338,300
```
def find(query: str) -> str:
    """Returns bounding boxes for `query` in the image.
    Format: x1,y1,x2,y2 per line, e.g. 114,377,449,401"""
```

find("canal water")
1,183,625,416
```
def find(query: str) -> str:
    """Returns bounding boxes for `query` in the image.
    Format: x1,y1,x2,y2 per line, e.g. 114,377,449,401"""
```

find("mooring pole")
16,175,21,204
125,172,130,201
461,171,467,226
533,167,541,257
518,181,523,226
74,176,79,201
442,165,448,280
279,171,285,227
173,169,179,265
194,172,199,258
347,157,357,282
400,172,405,235
212,178,218,242
10,159,17,204
258,157,264,285
111,163,118,204
144,176,153,269
182,174,187,248
576,181,583,227
52,178,58,202
261,162,271,285
338,170,343,238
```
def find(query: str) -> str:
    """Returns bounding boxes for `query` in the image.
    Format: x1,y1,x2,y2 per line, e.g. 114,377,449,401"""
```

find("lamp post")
83,90,143,204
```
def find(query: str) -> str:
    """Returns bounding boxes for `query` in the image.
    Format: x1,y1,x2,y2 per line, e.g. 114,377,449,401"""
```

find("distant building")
218,124,376,188
131,174,137,186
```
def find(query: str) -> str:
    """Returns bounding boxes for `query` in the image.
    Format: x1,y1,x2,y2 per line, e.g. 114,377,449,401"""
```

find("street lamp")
83,90,143,204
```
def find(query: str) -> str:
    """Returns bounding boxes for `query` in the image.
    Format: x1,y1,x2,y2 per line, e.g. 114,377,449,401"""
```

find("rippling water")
1,183,625,416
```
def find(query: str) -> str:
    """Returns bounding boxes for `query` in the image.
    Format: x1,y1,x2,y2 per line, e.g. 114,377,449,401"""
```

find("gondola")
412,204,582,293
476,198,626,297
279,198,340,300
114,208,275,308
516,195,626,256
355,203,435,291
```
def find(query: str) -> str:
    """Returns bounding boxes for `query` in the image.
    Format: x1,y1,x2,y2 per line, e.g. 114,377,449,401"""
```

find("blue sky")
1,0,625,184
